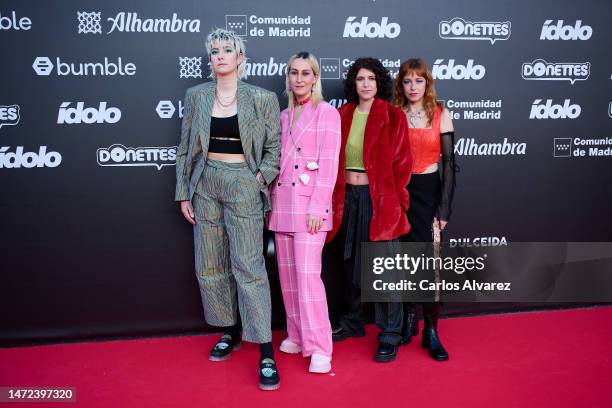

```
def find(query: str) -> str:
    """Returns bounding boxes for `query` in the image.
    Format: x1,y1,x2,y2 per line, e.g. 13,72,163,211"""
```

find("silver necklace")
407,109,425,128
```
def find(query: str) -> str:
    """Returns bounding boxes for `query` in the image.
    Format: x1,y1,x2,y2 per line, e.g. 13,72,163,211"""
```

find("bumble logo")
156,100,184,119
0,11,31,31
33,57,136,77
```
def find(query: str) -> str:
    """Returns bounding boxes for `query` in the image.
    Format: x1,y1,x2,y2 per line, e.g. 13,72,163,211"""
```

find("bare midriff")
207,152,246,163
346,170,369,185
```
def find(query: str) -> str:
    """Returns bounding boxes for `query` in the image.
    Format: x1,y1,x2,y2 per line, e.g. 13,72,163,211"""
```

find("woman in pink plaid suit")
268,52,341,374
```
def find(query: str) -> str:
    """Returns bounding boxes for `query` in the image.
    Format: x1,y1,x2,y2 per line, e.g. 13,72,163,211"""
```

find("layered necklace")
215,88,236,108
407,108,426,128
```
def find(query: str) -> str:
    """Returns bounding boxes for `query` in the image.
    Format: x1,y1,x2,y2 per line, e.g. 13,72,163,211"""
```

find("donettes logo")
439,18,511,44
0,105,20,129
97,144,177,170
521,59,590,85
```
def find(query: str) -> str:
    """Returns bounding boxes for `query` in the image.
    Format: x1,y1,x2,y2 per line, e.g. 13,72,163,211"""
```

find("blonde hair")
205,28,247,80
285,52,324,110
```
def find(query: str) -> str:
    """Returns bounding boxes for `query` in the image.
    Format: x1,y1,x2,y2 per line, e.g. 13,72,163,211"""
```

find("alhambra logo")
78,11,200,34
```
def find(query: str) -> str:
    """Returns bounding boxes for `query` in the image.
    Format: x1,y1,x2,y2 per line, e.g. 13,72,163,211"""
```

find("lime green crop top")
345,109,368,170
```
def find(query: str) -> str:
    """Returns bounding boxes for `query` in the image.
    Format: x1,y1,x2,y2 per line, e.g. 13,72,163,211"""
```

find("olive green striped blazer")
174,80,281,211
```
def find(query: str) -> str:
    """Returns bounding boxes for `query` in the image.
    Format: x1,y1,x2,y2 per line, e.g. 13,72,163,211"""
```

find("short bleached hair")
205,28,247,80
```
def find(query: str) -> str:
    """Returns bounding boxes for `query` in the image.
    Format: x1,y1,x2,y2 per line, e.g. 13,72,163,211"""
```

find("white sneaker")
309,354,332,373
279,338,301,354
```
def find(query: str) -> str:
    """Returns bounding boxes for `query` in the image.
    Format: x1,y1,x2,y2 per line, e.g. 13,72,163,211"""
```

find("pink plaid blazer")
268,100,341,233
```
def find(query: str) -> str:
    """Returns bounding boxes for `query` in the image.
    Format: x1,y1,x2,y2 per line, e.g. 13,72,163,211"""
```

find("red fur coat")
327,98,412,242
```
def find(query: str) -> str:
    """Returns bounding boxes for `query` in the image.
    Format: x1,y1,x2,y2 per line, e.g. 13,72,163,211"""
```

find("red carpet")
1,307,611,407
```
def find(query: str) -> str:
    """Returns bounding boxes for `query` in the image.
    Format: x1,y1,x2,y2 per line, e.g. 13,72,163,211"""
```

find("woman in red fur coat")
326,57,412,362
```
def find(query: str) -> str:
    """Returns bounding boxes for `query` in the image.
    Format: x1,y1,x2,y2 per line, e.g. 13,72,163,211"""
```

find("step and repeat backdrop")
1,0,611,344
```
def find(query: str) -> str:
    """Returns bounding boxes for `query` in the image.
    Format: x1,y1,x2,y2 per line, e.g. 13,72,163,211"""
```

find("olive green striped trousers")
192,159,272,343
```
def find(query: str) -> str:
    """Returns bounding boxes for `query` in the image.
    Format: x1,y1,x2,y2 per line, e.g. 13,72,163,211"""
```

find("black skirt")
403,171,441,243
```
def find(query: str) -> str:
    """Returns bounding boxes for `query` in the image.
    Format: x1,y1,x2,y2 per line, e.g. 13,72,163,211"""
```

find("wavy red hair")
393,58,442,126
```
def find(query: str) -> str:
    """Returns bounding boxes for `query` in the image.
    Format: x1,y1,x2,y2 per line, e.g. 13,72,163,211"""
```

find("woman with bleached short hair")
268,52,341,374
174,27,281,390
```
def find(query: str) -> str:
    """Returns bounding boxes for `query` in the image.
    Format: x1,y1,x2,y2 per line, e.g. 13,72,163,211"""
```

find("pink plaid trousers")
275,231,332,357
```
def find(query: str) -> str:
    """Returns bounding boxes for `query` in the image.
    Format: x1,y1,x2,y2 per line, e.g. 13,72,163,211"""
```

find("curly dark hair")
343,57,393,103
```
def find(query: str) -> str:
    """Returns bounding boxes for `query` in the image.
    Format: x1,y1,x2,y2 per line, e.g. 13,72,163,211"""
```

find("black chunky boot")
400,303,419,345
374,341,398,363
421,303,449,361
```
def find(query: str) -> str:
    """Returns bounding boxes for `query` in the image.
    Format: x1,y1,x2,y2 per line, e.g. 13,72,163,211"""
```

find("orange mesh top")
407,106,442,173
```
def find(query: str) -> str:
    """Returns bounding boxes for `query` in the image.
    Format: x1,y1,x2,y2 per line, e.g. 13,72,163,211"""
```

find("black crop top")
208,115,243,154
